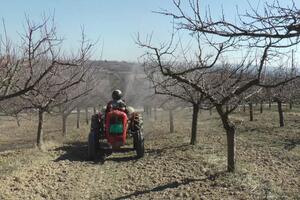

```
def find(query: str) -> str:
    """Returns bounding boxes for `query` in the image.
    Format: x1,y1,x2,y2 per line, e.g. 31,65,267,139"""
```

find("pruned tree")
6,20,95,148
264,63,299,127
243,87,264,121
57,81,92,137
160,97,180,134
285,50,299,110
137,0,300,172
144,60,208,144
0,16,87,102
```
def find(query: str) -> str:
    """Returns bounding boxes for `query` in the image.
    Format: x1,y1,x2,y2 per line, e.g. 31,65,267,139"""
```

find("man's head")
112,89,122,100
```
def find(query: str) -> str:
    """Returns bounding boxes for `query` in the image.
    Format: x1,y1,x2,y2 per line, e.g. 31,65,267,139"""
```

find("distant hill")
90,60,144,74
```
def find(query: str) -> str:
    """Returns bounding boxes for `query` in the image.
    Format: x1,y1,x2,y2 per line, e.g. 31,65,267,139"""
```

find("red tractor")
88,107,144,160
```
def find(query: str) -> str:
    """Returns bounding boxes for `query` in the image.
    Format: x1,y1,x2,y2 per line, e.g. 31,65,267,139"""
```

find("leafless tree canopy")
137,0,300,172
0,16,92,102
138,0,300,110
160,0,300,46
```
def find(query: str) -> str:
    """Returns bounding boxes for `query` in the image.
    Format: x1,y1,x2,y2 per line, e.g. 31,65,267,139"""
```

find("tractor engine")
105,110,128,148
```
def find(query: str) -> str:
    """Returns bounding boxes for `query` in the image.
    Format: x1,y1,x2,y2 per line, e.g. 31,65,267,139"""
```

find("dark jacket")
106,99,127,114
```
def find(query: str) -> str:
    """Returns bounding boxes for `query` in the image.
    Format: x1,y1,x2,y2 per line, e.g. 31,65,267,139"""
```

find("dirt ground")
0,106,299,199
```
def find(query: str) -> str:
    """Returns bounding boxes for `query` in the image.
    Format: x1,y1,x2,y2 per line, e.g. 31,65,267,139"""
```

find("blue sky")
0,0,298,62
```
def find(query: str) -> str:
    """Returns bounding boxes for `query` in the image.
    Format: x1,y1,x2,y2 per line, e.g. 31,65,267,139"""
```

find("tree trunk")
289,101,293,110
36,109,45,148
76,107,80,129
93,107,97,114
169,109,174,133
15,115,21,127
190,104,200,145
149,107,152,117
85,107,89,125
268,101,272,109
243,104,246,112
249,103,253,121
216,105,236,172
154,106,157,121
226,125,235,172
144,106,148,116
62,114,67,137
260,101,263,114
277,100,284,127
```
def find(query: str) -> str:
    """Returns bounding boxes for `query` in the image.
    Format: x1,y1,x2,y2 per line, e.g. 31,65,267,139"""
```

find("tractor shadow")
53,142,139,163
53,142,190,164
53,141,89,162
105,147,138,163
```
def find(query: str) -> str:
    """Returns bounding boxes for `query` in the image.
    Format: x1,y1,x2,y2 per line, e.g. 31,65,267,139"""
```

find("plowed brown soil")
0,107,299,199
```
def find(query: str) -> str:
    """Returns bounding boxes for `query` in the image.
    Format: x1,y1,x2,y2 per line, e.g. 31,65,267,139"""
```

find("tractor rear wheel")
130,113,144,158
88,131,99,160
91,114,101,132
88,114,102,160
134,131,144,158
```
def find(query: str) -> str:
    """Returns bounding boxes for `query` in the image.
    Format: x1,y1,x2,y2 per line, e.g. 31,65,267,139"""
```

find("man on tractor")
106,89,128,115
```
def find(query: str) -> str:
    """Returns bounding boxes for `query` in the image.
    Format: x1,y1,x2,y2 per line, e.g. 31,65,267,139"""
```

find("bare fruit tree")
138,0,300,172
0,17,87,102
265,65,299,127
57,75,94,137
1,17,94,148
144,61,207,144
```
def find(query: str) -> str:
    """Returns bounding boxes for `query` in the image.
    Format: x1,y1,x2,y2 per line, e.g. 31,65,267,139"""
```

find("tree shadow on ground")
284,138,300,150
113,172,226,200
